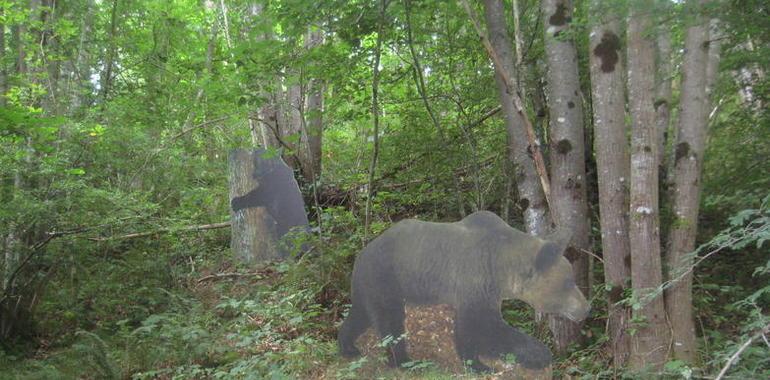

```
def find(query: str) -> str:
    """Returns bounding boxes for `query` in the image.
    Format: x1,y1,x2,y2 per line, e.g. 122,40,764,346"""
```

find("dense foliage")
0,0,767,378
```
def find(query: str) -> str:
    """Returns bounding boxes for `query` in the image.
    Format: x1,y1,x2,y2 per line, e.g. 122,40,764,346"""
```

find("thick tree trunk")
705,20,722,104
588,0,632,367
664,0,714,364
228,150,280,263
626,0,671,370
541,0,590,353
482,0,550,237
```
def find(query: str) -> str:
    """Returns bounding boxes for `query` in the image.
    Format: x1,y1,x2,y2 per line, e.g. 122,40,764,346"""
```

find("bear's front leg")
455,302,552,371
454,304,495,373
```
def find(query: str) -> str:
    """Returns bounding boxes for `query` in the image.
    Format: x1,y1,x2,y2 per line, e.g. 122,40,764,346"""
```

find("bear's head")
506,235,590,322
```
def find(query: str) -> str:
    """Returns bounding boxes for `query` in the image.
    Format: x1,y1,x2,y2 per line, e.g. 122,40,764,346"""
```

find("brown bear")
338,211,589,372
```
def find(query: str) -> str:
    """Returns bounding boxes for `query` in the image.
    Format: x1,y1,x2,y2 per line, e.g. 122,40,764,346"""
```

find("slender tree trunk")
655,21,673,184
482,0,550,237
363,0,388,243
99,0,119,103
665,0,714,364
300,27,324,183
69,0,95,113
588,0,632,367
285,81,304,171
627,0,671,370
182,19,217,131
0,6,6,107
541,0,590,353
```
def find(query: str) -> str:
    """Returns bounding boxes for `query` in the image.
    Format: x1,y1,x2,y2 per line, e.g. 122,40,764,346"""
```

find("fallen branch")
89,221,231,241
197,271,265,283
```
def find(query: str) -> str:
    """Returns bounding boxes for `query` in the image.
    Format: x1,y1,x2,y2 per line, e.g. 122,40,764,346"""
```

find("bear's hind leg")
338,303,370,357
368,296,409,368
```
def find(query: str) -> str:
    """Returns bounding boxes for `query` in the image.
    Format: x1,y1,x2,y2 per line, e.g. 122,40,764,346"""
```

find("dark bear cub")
338,211,589,372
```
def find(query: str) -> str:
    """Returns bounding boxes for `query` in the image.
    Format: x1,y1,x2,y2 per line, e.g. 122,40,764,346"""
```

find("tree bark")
99,0,119,104
655,20,673,183
228,150,280,263
300,27,324,183
626,0,671,370
588,0,632,367
664,0,714,364
541,0,590,353
68,0,95,113
481,0,550,237
363,0,388,243
0,5,6,107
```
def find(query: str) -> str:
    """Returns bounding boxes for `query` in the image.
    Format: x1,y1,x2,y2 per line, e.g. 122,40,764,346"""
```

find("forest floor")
0,255,605,380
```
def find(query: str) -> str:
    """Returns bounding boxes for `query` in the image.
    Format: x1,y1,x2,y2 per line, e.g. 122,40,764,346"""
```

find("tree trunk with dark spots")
482,0,550,237
588,0,632,367
626,0,671,370
664,0,715,364
655,20,673,186
541,0,590,354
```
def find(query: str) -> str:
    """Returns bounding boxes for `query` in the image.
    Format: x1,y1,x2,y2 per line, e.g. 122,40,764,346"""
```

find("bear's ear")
545,228,572,252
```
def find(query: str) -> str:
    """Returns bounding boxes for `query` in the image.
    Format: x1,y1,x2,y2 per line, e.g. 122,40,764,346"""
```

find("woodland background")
0,0,768,378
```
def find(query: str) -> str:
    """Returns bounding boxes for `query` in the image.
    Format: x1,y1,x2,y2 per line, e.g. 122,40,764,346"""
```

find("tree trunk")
300,27,324,183
655,21,673,183
69,0,95,113
588,0,632,367
705,20,722,105
99,0,119,104
182,17,217,131
0,5,6,107
626,0,671,370
541,0,590,353
482,0,550,237
363,0,388,243
285,82,304,171
228,150,280,263
664,0,714,364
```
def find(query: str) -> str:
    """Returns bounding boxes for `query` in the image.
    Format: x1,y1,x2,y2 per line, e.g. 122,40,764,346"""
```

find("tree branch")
457,0,553,211
88,221,231,242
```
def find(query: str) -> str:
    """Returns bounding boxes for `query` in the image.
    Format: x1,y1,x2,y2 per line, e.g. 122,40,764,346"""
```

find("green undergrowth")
1,200,768,379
